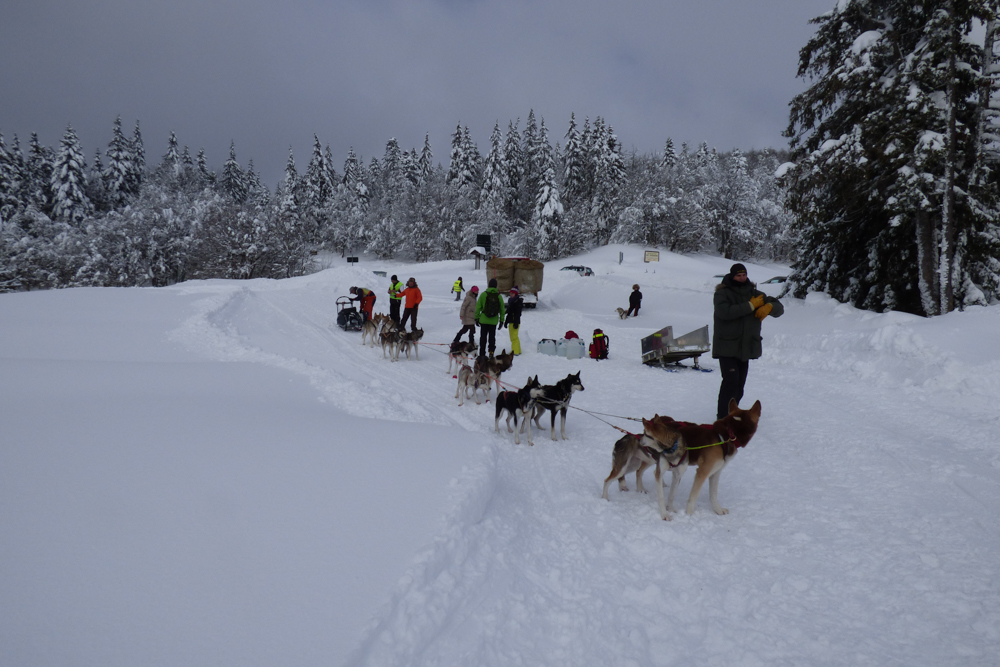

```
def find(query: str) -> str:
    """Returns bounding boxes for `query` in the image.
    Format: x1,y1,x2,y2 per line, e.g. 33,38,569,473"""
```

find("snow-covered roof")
468,246,486,256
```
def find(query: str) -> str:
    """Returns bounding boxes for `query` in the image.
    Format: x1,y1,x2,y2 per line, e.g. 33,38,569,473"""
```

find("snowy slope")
1,245,998,666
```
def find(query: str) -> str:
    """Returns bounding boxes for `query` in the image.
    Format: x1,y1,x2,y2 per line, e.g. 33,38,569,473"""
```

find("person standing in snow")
452,277,465,301
475,278,505,359
713,263,784,419
397,277,423,332
387,274,404,325
503,286,523,355
453,285,479,346
625,284,642,317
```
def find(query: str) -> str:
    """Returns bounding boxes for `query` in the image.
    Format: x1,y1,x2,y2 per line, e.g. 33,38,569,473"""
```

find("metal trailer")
486,257,544,308
640,325,711,369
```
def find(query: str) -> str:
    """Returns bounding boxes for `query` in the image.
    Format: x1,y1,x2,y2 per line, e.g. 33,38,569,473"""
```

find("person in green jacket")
475,278,506,358
713,263,784,419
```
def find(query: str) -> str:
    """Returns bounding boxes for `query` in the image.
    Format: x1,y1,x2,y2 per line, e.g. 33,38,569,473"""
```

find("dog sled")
336,296,364,331
640,325,712,371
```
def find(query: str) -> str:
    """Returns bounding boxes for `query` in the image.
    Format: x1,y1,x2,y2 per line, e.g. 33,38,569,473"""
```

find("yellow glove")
750,294,765,309
755,303,773,320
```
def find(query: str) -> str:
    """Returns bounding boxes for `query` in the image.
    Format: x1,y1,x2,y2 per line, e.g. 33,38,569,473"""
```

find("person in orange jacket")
397,277,423,332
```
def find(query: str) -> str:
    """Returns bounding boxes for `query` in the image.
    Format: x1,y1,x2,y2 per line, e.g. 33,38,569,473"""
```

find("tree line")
7,1,999,317
0,111,792,292
782,0,1000,315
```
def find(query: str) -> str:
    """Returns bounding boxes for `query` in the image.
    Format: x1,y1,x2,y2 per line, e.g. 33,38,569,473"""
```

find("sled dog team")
360,312,424,362
353,260,773,521
366,316,762,521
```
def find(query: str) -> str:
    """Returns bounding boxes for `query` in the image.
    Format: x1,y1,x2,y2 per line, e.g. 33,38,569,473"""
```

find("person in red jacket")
349,286,376,322
397,277,423,332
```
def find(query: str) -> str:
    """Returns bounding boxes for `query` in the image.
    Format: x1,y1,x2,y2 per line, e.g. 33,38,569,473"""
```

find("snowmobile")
336,296,364,331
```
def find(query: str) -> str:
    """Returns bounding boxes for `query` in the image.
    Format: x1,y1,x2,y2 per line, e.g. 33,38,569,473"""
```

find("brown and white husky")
660,399,761,517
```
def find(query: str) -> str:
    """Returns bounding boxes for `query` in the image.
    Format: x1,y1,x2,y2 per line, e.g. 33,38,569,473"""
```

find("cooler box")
537,338,557,355
565,338,586,359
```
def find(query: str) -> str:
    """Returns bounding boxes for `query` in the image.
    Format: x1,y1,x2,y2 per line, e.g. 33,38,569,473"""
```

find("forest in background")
6,1,1000,318
0,111,792,292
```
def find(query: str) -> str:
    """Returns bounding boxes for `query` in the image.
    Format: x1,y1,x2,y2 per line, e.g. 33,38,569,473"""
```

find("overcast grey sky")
1,0,833,186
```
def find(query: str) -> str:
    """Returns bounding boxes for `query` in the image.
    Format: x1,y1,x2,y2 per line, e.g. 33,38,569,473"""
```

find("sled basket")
640,325,710,369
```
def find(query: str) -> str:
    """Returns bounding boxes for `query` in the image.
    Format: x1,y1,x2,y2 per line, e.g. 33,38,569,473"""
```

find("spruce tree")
162,131,181,179
50,125,93,225
26,133,55,215
221,141,248,203
503,120,524,223
562,113,587,206
479,122,508,215
419,134,433,182
130,120,146,189
104,116,136,208
0,133,18,222
534,166,564,259
784,0,1000,315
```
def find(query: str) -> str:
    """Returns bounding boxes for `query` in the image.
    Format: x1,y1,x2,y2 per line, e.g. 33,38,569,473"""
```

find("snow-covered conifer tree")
220,141,248,204
503,120,524,223
419,134,433,182
196,148,214,186
534,166,564,259
26,133,55,214
161,131,181,179
784,0,1000,315
50,125,93,225
103,117,136,208
130,121,146,189
562,113,587,207
479,122,508,215
0,133,20,223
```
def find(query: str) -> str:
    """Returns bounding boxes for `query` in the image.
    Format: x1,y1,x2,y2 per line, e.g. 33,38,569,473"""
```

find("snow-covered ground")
1,244,998,666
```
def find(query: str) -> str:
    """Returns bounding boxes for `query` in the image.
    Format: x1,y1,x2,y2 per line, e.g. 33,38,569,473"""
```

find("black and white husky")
531,371,585,441
494,375,543,445
396,328,424,360
447,340,477,375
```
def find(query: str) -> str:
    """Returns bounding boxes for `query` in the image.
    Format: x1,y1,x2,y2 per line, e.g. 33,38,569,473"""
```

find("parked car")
561,265,594,276
761,276,787,284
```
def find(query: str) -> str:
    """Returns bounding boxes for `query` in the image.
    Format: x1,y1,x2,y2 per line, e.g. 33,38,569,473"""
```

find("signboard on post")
643,251,660,263
347,256,359,264
476,234,492,254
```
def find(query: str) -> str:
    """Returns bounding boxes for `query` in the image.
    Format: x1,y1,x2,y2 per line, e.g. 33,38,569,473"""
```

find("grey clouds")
1,0,833,185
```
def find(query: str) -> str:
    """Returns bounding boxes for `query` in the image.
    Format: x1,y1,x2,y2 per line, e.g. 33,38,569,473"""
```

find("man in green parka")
475,278,506,359
713,263,784,419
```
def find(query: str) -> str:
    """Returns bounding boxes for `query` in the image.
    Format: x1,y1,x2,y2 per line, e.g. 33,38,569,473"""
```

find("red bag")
589,329,608,359
564,330,579,339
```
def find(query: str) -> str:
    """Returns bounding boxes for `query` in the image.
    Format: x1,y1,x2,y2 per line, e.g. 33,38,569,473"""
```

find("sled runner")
640,325,711,370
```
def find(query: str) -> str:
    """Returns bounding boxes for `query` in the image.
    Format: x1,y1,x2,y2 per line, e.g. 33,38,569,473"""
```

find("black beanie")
488,278,498,288
730,263,747,276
